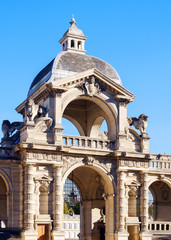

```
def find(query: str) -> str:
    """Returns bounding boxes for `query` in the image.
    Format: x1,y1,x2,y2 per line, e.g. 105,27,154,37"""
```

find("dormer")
59,18,87,55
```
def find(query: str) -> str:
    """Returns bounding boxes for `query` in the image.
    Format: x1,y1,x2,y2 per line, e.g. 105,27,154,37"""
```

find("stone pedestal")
141,133,150,153
51,230,65,240
139,232,152,240
115,231,129,240
21,230,37,240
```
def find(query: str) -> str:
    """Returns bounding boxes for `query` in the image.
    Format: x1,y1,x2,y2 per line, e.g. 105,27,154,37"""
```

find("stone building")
0,18,171,240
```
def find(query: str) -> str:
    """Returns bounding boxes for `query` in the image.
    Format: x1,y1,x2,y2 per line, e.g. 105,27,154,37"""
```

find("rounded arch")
62,115,85,136
0,169,12,193
61,88,118,139
62,161,116,196
148,176,171,190
89,116,108,138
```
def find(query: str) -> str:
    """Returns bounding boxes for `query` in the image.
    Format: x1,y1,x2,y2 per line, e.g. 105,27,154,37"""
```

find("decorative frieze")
23,151,62,162
62,155,116,176
119,159,149,169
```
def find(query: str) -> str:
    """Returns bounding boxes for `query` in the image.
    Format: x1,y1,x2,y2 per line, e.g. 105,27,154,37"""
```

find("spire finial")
70,16,76,26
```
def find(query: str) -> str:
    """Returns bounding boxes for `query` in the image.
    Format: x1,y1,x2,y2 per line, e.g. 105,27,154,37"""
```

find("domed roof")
28,51,122,97
28,19,122,97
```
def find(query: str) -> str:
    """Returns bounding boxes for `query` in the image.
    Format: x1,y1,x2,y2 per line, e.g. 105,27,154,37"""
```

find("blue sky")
0,0,171,154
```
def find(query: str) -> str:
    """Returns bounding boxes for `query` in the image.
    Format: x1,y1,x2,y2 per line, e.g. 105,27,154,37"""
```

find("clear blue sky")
0,0,170,154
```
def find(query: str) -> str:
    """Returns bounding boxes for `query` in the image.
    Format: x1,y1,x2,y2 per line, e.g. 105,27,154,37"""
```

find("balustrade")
148,221,171,233
63,135,115,151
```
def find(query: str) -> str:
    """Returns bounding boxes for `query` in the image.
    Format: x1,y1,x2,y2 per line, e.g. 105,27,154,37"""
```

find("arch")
61,88,118,139
89,116,108,138
0,169,12,193
148,176,171,190
62,161,115,196
148,180,171,221
62,115,85,136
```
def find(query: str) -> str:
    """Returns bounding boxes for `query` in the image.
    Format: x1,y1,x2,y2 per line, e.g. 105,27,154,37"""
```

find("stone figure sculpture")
127,114,148,135
2,120,24,138
25,99,48,122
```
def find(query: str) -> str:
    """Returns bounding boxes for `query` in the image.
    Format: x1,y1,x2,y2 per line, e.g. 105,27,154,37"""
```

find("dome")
28,51,122,97
28,18,122,97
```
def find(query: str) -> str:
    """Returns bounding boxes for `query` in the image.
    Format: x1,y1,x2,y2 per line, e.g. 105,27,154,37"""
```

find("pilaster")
21,164,37,240
116,170,128,240
51,165,65,240
115,97,129,151
83,200,92,240
140,172,152,240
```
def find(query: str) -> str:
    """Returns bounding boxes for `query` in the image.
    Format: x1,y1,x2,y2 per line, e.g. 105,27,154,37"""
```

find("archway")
149,181,171,221
0,176,8,228
62,163,115,240
61,94,118,140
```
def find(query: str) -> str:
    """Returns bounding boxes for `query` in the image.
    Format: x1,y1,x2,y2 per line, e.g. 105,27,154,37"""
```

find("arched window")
0,176,7,228
39,186,48,214
71,40,75,48
128,190,137,217
78,41,82,49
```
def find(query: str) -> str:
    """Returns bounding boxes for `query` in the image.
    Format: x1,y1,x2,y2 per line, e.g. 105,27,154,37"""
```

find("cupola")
59,18,87,55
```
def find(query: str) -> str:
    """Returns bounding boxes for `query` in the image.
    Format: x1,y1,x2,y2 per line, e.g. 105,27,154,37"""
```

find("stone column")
118,171,126,232
105,194,115,240
83,200,92,240
140,173,152,240
141,173,148,232
51,90,64,146
115,171,128,240
21,164,37,240
24,164,35,231
115,98,129,151
52,165,65,240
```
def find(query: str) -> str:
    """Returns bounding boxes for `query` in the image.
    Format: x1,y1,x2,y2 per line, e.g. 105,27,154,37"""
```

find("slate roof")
28,51,121,96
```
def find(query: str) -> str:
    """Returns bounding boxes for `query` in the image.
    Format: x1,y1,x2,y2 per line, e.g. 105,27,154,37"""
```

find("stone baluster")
24,164,35,230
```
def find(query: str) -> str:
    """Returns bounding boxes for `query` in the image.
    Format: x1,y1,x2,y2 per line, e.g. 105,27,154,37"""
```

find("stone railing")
148,221,171,233
150,154,171,172
63,135,115,151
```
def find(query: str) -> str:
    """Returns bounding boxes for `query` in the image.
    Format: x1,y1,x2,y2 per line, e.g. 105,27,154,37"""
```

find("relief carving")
76,76,101,97
34,174,53,193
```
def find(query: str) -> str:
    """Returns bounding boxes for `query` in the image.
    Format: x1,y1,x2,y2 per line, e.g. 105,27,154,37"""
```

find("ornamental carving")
62,155,115,177
34,174,53,193
125,180,141,198
25,152,62,162
76,76,101,97
119,159,149,169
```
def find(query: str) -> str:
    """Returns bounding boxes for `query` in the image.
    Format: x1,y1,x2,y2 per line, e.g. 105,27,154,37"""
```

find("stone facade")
0,18,171,240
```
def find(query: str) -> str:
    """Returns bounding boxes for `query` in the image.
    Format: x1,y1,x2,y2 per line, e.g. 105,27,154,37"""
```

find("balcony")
63,135,115,153
148,221,171,234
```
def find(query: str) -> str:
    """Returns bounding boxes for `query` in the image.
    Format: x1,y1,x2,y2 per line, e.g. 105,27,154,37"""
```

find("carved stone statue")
2,120,24,138
127,114,148,135
25,99,48,122
85,76,101,97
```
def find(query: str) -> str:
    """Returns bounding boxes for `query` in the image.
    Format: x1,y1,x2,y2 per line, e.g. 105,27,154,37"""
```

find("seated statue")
2,120,24,138
127,114,148,135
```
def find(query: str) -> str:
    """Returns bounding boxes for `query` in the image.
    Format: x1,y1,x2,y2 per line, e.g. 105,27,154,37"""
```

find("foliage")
148,204,153,218
64,201,80,215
